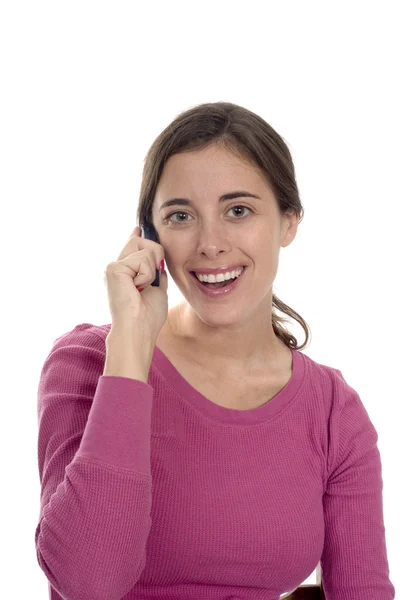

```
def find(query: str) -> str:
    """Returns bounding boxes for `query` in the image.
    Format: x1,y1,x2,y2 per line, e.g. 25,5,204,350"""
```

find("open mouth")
190,266,247,294
191,267,245,286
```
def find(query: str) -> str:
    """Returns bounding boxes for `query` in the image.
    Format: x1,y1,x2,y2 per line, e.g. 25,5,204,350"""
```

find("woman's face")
151,143,298,322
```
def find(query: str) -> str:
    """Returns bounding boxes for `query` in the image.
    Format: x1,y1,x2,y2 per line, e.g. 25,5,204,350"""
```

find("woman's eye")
165,205,251,223
229,206,251,218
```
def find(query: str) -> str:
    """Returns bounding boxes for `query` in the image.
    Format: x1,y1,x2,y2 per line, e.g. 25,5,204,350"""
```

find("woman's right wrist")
104,328,156,382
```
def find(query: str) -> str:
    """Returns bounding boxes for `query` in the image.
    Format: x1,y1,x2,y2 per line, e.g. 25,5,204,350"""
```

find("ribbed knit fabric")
35,323,395,600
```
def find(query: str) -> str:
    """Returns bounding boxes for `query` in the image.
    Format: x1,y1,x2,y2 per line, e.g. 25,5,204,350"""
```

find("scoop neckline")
152,344,307,425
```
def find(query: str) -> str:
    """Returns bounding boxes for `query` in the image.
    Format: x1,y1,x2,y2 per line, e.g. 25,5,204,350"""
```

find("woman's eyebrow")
159,191,262,211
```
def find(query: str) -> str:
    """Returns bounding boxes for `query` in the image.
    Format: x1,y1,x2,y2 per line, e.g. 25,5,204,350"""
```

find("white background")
1,1,402,598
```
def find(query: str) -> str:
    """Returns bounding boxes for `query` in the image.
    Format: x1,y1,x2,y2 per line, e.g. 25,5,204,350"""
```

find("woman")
35,102,395,599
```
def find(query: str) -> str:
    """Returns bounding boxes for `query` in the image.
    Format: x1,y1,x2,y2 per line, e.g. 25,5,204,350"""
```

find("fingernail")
159,259,165,272
136,286,144,292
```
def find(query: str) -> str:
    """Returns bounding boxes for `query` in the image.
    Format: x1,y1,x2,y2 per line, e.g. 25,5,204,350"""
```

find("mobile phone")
140,223,160,287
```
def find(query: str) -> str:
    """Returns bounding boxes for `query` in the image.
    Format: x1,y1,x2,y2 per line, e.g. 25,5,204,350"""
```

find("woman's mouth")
189,266,248,298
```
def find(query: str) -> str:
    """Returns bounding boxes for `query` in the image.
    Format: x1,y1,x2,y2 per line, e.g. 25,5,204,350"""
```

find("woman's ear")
280,211,299,248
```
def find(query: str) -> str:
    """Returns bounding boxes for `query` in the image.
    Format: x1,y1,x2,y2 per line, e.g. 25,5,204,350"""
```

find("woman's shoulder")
52,322,112,346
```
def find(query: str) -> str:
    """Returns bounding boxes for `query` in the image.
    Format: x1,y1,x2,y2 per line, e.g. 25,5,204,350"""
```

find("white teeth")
195,268,244,283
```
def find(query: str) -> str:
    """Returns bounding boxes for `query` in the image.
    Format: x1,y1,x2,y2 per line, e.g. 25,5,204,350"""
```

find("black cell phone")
140,222,160,287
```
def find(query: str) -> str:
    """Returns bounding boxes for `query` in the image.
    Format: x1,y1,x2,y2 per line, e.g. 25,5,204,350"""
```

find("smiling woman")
149,138,304,367
137,101,311,352
35,101,395,600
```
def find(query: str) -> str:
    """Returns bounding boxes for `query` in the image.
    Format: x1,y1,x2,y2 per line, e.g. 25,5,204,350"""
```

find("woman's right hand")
104,226,169,341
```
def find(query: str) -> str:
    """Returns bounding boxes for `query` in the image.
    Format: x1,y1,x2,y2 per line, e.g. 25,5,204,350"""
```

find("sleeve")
320,372,396,599
35,324,155,600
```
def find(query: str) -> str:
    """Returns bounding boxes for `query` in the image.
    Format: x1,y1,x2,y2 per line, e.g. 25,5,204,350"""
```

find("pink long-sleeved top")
35,323,395,600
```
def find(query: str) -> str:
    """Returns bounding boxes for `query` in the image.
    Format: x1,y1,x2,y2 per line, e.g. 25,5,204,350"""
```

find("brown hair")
136,101,311,351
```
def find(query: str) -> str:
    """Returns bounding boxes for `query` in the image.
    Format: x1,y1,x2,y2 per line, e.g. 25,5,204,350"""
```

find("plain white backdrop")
1,1,402,598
